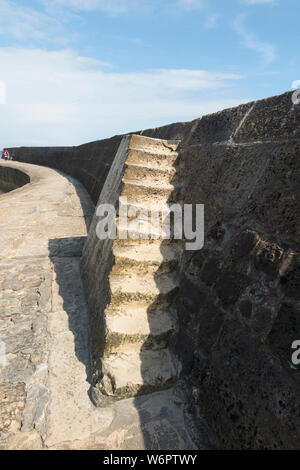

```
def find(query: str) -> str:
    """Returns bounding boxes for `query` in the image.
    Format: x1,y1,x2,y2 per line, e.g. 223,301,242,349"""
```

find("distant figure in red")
1,149,10,160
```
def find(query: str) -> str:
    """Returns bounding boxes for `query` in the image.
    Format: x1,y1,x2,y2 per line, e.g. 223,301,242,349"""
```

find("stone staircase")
89,135,183,401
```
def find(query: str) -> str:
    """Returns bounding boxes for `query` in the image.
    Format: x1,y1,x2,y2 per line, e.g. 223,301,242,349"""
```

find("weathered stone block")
197,302,224,356
268,303,300,369
230,230,260,261
280,253,300,300
209,222,226,241
0,382,26,441
239,299,253,318
250,306,273,332
180,276,207,315
254,241,283,276
198,321,300,449
200,257,222,286
215,271,249,305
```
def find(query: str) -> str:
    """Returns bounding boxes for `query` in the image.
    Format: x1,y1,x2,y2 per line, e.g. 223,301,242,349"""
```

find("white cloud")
0,0,73,44
47,0,149,14
0,47,246,147
178,0,204,9
51,0,207,14
292,80,300,89
0,0,56,39
233,15,276,63
0,80,6,104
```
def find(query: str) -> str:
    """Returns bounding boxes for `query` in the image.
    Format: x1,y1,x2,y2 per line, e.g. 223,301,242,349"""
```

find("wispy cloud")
0,80,6,104
177,1,218,29
178,0,204,9
233,14,276,63
46,0,151,14
292,80,300,89
242,0,276,4
0,0,74,44
0,47,246,146
204,13,219,29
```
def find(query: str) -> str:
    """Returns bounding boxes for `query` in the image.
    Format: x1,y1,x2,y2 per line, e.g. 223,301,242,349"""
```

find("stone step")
109,272,179,304
100,347,179,398
111,257,176,276
127,148,179,169
124,162,178,185
116,201,184,246
104,299,177,315
117,199,184,217
113,243,181,264
111,244,181,275
90,135,183,402
130,134,180,154
103,306,177,353
116,218,178,244
121,178,180,203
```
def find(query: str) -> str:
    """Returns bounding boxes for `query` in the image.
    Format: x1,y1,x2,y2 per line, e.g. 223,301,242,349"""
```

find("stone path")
0,160,204,449
0,161,96,449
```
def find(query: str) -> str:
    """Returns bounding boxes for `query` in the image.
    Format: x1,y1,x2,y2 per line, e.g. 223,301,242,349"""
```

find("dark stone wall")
176,91,300,449
7,137,123,205
7,90,300,449
8,91,300,203
7,117,197,205
0,165,30,192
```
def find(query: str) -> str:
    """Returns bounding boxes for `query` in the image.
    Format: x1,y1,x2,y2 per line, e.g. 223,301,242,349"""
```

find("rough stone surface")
81,135,183,399
4,90,300,449
0,160,203,450
175,96,300,448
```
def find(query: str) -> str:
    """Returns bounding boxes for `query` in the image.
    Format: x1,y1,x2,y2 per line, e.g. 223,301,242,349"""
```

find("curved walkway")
0,161,201,450
0,161,101,449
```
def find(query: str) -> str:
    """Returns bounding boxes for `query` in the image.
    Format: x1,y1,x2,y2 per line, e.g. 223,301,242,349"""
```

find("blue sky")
0,0,299,147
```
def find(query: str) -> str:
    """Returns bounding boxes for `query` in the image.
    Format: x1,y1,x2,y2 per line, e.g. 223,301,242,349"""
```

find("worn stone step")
117,200,184,218
104,299,177,315
109,272,179,299
129,134,180,154
127,148,179,169
103,306,177,353
111,258,175,276
121,178,180,203
116,218,178,244
100,347,179,398
113,243,181,264
124,162,178,185
122,177,176,192
115,236,174,247
111,244,181,275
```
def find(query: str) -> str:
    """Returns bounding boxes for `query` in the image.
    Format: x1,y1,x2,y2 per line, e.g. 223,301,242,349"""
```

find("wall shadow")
47,169,96,389
131,150,197,449
48,236,93,385
84,146,202,448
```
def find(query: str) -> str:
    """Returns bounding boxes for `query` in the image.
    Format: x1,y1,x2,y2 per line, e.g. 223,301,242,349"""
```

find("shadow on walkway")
49,236,93,386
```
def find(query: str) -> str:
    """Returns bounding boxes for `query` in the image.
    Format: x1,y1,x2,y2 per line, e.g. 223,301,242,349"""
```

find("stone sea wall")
0,165,30,193
8,91,300,449
8,124,196,205
172,91,300,449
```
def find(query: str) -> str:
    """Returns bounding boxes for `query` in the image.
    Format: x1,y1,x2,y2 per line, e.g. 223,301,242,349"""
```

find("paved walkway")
0,161,204,450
